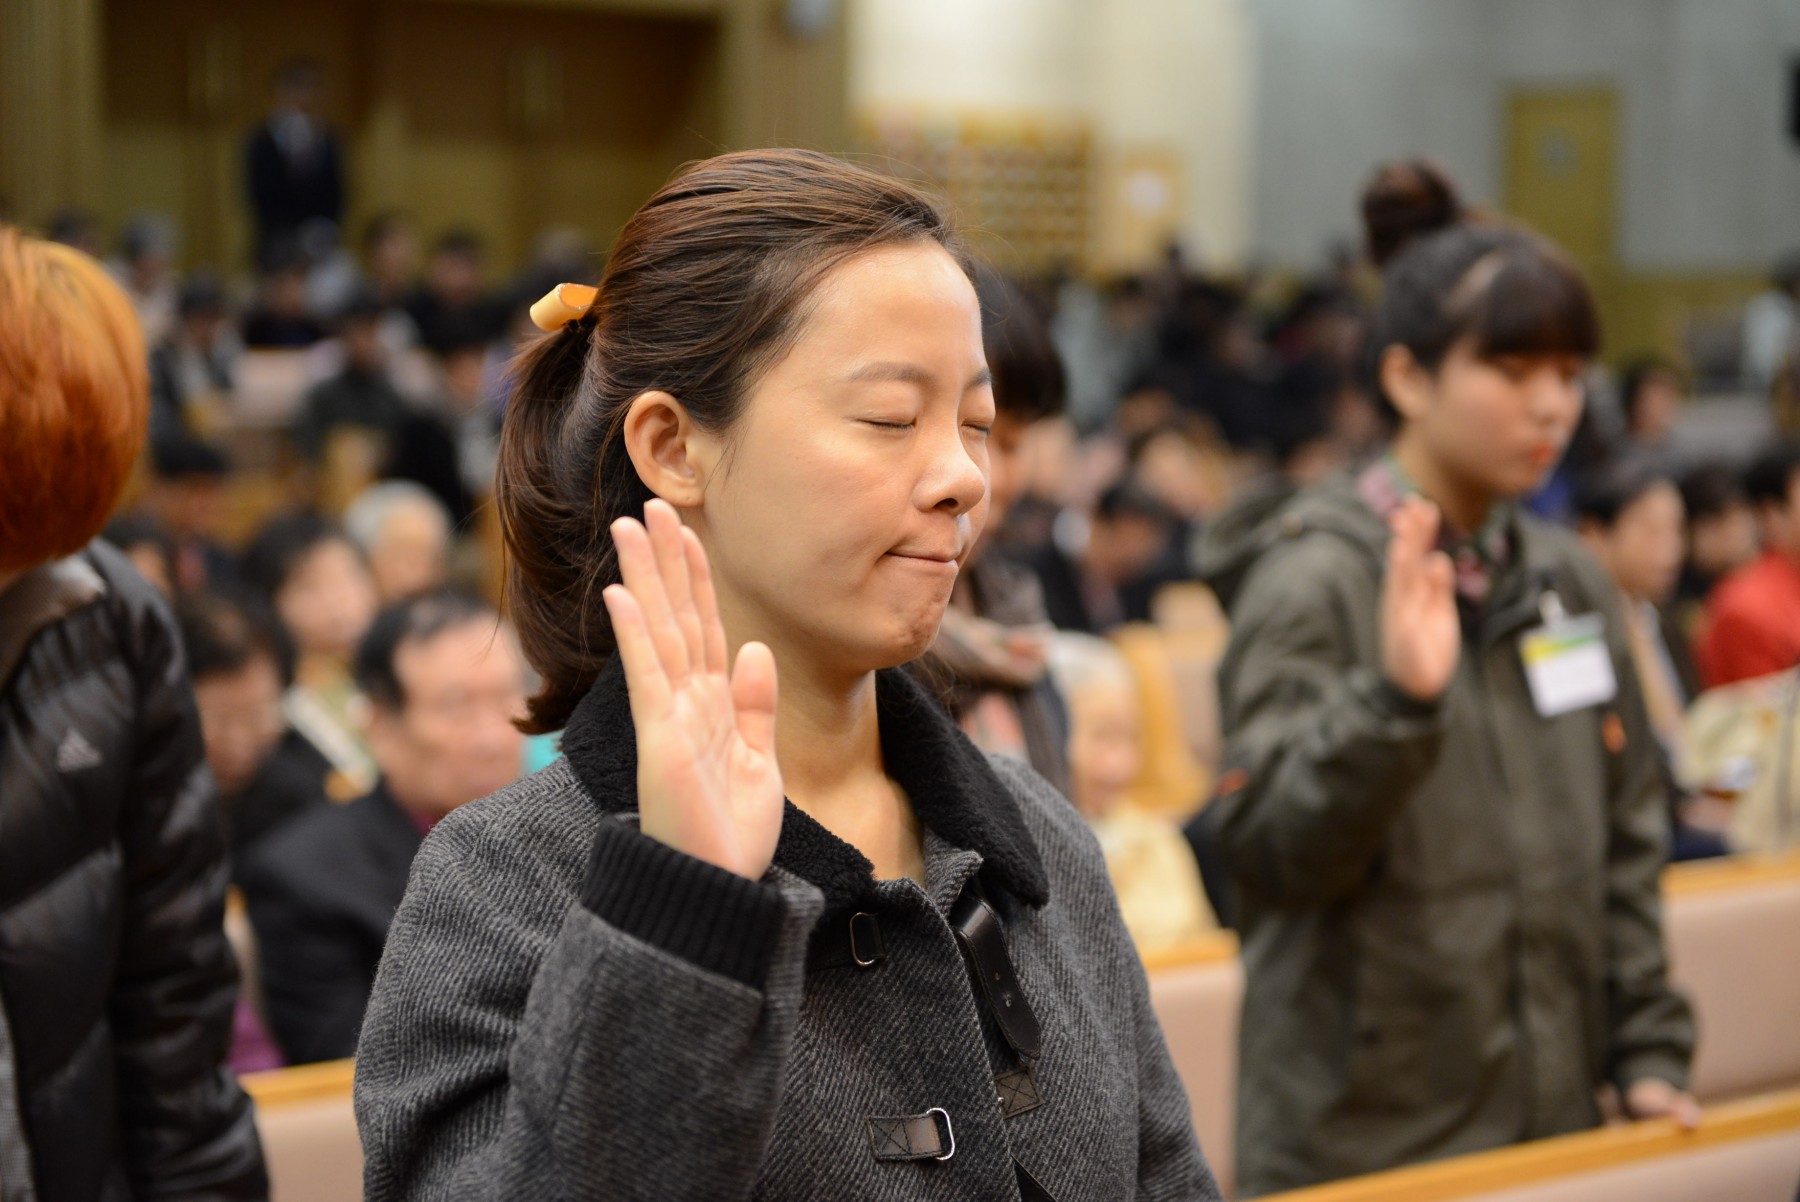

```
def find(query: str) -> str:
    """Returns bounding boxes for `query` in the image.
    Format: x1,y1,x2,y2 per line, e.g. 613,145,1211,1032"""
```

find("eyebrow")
846,362,993,392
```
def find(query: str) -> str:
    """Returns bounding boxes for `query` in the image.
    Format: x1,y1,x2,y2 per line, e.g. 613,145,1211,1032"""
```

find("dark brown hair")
1360,160,1600,417
972,262,1065,424
498,149,966,732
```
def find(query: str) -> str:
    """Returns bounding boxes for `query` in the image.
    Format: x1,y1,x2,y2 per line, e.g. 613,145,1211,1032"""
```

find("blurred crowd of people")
7,80,1800,1195
24,150,1800,1079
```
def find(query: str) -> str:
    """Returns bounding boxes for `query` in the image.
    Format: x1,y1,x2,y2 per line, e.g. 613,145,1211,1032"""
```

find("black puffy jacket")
0,541,266,1201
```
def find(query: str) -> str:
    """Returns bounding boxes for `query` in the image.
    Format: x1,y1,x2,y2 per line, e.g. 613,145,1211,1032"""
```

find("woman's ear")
1378,344,1435,423
622,390,709,508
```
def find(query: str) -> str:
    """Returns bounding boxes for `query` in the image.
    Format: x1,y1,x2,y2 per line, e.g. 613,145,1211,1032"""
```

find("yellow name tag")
1521,613,1618,718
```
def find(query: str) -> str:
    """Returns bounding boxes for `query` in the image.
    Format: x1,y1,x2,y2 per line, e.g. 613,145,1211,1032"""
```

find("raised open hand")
603,500,784,881
1380,496,1460,704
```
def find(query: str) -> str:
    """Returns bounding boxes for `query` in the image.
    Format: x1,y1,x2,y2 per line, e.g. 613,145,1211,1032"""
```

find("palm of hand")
605,500,785,881
1381,497,1461,703
637,668,783,879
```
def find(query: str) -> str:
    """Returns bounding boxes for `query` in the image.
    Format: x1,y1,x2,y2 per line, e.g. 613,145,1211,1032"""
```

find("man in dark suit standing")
244,59,345,265
238,589,527,1064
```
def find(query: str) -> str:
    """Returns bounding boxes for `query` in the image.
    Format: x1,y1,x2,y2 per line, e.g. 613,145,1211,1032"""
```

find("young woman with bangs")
1198,161,1696,1195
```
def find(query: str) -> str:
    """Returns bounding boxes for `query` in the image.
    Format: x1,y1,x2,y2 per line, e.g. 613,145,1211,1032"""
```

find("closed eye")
864,420,914,431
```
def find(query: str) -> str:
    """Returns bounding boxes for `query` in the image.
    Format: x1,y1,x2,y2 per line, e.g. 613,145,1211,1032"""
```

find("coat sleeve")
110,571,269,1201
1130,953,1225,1201
1212,542,1447,908
355,815,823,1202
1590,582,1697,1092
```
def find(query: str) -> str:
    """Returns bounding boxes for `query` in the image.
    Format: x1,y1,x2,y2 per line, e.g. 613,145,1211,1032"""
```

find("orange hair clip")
529,282,599,332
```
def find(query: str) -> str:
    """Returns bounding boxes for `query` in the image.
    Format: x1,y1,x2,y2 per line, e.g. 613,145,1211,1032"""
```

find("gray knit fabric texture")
354,755,1222,1201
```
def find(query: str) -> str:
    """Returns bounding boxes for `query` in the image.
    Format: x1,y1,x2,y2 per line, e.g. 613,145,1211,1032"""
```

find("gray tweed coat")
354,660,1221,1201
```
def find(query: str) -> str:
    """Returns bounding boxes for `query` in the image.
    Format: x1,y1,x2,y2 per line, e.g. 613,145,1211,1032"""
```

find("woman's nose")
1530,369,1583,425
922,422,989,516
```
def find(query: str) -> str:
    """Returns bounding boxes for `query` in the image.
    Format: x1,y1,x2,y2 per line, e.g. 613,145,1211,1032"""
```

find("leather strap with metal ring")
949,883,1044,1061
865,1107,955,1162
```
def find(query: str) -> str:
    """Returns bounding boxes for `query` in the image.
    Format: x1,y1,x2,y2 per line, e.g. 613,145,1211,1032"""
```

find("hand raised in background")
1380,496,1460,704
603,499,784,881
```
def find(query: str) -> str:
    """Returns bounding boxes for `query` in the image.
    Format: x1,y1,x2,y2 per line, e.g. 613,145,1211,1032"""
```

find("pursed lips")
888,548,963,566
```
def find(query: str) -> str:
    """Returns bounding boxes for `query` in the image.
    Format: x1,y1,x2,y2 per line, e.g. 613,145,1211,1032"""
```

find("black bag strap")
952,876,1061,1201
949,880,1043,1061
1015,1159,1059,1202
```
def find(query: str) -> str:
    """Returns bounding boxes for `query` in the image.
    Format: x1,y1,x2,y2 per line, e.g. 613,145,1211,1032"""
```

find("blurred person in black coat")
176,591,332,874
147,273,236,457
245,59,345,264
1022,482,1180,634
405,229,506,355
241,246,327,349
292,293,411,463
385,339,499,527
237,589,526,1064
130,436,242,596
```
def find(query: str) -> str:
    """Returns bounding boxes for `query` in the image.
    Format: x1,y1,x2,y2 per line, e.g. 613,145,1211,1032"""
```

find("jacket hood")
1198,472,1390,612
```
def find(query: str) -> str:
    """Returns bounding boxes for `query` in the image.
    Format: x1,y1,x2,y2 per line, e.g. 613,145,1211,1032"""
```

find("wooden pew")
1144,931,1244,1196
241,1059,361,1202
1256,1086,1800,1202
1664,850,1800,1102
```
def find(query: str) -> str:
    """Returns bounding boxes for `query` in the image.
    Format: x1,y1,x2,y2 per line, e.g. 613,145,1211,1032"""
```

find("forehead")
380,504,448,542
395,621,520,690
296,538,361,578
197,654,281,690
1621,482,1683,520
790,241,982,361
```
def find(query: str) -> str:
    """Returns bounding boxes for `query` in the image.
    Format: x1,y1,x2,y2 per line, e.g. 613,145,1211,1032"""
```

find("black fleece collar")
560,656,1050,912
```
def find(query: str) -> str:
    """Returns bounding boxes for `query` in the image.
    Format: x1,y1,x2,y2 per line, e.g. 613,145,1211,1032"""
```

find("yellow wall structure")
849,0,1253,276
1502,85,1766,368
2,0,846,269
1610,271,1768,371
0,0,106,220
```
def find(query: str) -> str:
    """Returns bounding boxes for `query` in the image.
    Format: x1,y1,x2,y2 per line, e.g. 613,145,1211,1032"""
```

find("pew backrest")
1663,852,1800,1102
1144,932,1243,1195
242,1059,361,1202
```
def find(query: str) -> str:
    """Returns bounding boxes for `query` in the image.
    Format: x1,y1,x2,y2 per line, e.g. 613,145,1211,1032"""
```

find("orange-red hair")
0,226,148,572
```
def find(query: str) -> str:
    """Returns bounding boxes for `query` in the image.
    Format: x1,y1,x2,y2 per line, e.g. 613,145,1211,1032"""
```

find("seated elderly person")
345,479,453,603
238,587,526,1064
1047,632,1217,952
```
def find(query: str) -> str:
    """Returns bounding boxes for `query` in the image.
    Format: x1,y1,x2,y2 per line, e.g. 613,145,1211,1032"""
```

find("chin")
847,609,949,673
1498,463,1553,499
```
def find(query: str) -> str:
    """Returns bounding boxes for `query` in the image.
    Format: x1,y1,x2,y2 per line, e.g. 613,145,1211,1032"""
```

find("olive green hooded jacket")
1200,473,1695,1197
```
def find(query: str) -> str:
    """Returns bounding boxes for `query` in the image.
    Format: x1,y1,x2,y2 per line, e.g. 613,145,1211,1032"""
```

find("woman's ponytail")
496,315,640,733
1360,159,1465,271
